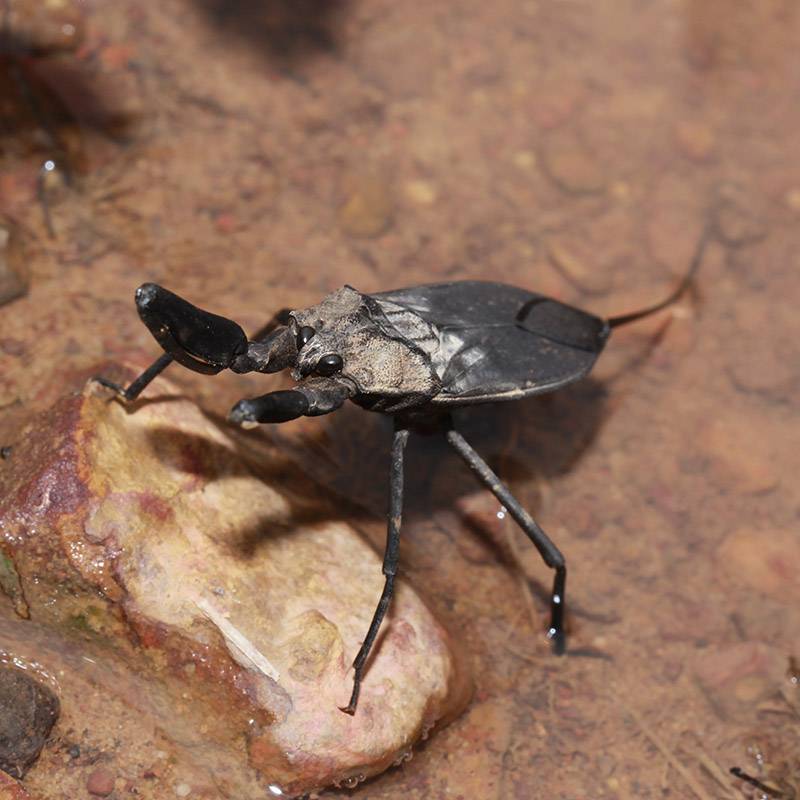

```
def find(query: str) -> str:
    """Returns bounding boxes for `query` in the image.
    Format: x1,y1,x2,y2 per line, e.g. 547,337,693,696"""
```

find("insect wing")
374,281,610,402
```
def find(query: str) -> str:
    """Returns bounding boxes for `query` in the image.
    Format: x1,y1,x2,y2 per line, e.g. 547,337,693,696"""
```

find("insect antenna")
607,224,712,329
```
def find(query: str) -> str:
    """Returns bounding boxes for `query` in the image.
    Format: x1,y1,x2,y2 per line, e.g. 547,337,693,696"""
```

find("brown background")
2,1,799,798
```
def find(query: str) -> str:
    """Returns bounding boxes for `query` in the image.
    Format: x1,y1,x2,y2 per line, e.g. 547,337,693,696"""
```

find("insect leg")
94,352,174,401
229,377,352,424
729,768,784,798
249,308,292,342
95,294,295,399
340,424,410,715
445,428,567,654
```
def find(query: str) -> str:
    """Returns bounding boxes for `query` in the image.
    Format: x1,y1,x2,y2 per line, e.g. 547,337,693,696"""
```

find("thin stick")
696,749,740,800
625,704,714,800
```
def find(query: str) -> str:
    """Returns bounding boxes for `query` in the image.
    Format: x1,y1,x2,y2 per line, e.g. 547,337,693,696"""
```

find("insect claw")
135,283,249,374
229,391,310,425
92,375,129,399
547,627,566,656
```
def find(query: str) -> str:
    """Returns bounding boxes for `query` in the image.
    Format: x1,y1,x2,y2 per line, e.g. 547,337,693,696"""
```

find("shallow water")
1,1,799,798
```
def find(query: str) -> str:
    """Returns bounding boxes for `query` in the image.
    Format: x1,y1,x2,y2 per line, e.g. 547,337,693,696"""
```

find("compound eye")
316,353,343,376
296,326,315,349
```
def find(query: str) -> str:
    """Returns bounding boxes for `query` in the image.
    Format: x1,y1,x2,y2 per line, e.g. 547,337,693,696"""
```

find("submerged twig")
625,704,714,800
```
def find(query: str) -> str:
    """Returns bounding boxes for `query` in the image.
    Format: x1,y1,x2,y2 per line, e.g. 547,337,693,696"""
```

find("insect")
96,231,708,714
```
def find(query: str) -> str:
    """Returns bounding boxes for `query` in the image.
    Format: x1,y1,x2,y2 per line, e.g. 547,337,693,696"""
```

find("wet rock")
86,768,115,797
0,667,59,778
337,174,394,239
0,549,29,620
0,770,37,800
0,375,469,796
0,220,28,308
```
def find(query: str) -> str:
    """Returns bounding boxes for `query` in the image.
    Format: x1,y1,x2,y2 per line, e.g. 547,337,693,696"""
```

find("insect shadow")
191,0,350,68
278,377,612,630
138,416,378,557
297,377,609,522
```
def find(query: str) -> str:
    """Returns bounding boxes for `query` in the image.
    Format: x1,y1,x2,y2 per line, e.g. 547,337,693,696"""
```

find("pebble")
712,184,767,246
785,188,800,212
693,641,782,715
674,120,716,162
546,238,613,295
717,527,800,604
727,347,795,396
337,175,394,239
404,179,437,205
698,412,778,494
512,150,536,170
175,783,191,797
86,767,115,797
7,0,86,54
540,133,607,195
0,667,60,778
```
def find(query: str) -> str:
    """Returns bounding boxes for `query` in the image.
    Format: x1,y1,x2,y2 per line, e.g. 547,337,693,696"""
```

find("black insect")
97,232,708,714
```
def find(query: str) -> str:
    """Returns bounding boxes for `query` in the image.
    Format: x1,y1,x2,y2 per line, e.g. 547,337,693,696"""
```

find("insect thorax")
291,286,442,399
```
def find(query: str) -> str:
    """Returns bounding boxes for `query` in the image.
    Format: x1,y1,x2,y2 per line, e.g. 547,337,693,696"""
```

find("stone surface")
85,769,115,797
0,221,27,309
337,174,394,239
0,770,37,800
540,132,607,195
0,376,469,797
717,528,800,604
2,0,86,55
0,668,59,779
697,411,779,495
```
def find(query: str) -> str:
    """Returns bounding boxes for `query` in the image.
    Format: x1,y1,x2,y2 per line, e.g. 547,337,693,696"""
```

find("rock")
546,238,613,296
673,120,716,162
717,528,800,604
0,770,37,800
0,375,470,797
712,184,768,247
86,768,115,797
0,667,59,778
0,220,28,308
785,188,800,212
693,641,786,718
698,411,778,495
727,347,795,396
0,550,28,619
2,0,85,55
337,174,394,239
404,179,437,206
540,132,607,196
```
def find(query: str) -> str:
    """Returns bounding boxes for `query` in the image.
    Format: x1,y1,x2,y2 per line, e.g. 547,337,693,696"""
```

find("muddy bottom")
1,1,799,798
